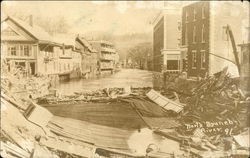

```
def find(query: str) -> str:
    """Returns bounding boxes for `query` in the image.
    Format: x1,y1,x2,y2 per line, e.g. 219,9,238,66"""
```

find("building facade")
90,40,117,75
181,1,248,77
1,16,48,76
1,16,82,80
152,9,182,73
76,36,98,79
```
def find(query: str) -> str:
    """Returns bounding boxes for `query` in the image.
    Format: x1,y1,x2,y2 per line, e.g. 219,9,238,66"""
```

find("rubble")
146,89,185,113
178,67,249,127
1,64,249,157
157,67,250,157
37,87,152,105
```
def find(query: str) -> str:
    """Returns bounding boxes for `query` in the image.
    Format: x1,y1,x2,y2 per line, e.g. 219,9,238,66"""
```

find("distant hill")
83,32,152,60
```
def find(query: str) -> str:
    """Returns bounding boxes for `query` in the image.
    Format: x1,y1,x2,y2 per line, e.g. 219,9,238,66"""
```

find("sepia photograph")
0,1,249,158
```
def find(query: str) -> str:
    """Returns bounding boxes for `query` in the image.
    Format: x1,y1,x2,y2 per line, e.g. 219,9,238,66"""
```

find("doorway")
29,62,35,75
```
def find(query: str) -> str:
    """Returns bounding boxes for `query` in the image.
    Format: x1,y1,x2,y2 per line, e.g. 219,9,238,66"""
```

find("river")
56,69,153,95
46,69,184,156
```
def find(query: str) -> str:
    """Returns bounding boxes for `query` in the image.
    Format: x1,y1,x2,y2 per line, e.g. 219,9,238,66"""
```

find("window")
193,26,196,43
185,24,188,45
167,60,179,70
201,50,206,69
202,6,206,19
185,11,189,23
194,9,197,21
53,62,56,71
59,63,61,72
24,45,30,56
9,46,17,56
201,24,205,43
68,63,70,70
192,50,197,68
20,45,24,56
64,64,66,71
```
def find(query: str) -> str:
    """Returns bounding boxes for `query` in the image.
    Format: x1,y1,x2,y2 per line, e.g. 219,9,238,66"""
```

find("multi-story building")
1,16,82,80
181,1,247,77
90,40,117,74
152,8,182,73
52,35,82,79
76,36,98,79
1,16,52,76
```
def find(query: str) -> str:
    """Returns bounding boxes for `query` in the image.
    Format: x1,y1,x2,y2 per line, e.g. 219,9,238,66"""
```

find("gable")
1,19,37,42
2,26,19,36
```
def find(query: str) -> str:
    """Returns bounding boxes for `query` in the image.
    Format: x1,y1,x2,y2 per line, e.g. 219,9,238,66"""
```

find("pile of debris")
1,74,52,101
37,87,152,105
147,67,249,157
179,67,249,126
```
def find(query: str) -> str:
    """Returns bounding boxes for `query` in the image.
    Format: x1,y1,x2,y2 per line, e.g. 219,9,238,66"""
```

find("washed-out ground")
56,69,153,95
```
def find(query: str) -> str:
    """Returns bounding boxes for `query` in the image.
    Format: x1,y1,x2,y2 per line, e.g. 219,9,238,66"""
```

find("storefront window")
167,60,179,70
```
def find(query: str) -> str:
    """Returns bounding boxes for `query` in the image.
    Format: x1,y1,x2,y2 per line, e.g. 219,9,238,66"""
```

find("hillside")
83,32,152,60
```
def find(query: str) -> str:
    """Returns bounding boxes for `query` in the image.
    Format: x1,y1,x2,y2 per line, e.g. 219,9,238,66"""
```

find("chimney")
29,15,33,27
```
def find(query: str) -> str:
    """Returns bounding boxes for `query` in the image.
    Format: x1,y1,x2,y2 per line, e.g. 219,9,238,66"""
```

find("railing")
44,56,54,63
3,55,35,59
101,47,116,53
163,70,180,73
100,55,113,61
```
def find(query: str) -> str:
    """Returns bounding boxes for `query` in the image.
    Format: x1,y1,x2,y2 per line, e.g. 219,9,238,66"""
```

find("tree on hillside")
2,4,70,35
127,42,152,69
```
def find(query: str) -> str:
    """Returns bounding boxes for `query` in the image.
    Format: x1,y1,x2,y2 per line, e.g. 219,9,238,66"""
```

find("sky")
1,1,171,35
1,1,248,36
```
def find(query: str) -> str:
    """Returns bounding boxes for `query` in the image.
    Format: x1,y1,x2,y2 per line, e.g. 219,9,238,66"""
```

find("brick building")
181,1,248,77
152,9,182,73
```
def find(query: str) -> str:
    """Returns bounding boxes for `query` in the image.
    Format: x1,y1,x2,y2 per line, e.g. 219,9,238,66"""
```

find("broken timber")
146,89,185,113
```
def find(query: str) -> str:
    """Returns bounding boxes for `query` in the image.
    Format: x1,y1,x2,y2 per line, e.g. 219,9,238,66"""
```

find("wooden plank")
146,89,184,113
48,116,134,150
0,141,30,158
24,103,53,128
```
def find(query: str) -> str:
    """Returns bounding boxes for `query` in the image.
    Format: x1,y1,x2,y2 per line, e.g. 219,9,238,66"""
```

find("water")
53,69,182,155
56,69,153,95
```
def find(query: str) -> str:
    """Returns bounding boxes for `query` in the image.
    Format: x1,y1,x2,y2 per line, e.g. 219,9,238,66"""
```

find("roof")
238,43,250,47
52,34,76,47
152,8,181,26
90,40,114,46
2,16,53,43
76,36,98,53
